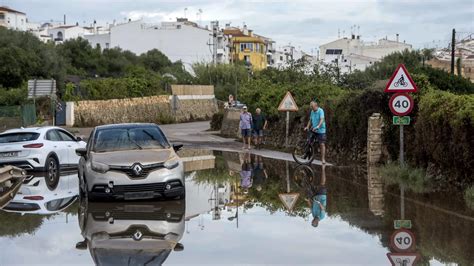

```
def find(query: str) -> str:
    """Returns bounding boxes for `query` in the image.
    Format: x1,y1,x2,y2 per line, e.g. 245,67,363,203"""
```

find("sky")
3,0,474,52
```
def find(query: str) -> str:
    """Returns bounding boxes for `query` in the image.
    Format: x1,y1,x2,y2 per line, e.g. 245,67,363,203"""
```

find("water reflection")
0,166,26,208
3,171,78,215
0,150,472,265
76,199,185,265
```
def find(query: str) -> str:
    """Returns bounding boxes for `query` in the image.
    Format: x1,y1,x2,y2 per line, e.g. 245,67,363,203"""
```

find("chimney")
248,29,253,37
396,33,399,42
63,14,66,25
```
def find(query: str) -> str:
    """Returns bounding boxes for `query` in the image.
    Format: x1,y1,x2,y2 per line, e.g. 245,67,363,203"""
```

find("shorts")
308,131,327,144
253,129,264,137
241,129,251,137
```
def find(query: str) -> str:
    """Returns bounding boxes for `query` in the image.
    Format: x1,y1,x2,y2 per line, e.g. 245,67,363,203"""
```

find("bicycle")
394,75,408,87
292,130,320,165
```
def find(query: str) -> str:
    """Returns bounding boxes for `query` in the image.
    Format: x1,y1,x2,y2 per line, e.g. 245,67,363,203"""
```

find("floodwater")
1,150,473,266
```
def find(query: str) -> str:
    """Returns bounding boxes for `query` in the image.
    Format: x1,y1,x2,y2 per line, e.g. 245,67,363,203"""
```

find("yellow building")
224,27,267,70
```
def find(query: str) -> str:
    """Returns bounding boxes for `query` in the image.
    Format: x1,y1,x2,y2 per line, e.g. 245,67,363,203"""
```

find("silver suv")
76,123,184,201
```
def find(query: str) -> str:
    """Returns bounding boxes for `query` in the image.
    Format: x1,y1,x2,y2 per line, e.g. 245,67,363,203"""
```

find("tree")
139,49,172,72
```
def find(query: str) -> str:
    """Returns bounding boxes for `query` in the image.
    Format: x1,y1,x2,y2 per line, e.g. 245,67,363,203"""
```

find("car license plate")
0,152,18,158
124,191,155,200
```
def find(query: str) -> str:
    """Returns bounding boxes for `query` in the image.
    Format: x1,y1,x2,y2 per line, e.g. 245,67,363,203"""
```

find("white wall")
2,12,27,30
110,20,214,65
84,33,111,50
48,26,86,42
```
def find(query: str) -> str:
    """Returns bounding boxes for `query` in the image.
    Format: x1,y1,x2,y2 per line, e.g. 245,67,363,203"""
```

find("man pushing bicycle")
304,101,327,164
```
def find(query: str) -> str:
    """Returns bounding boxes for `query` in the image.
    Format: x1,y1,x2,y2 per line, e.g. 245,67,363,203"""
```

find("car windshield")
93,127,170,152
0,132,40,143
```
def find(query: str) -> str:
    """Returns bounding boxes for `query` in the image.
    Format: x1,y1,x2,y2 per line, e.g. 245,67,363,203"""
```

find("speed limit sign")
389,93,413,116
390,229,416,252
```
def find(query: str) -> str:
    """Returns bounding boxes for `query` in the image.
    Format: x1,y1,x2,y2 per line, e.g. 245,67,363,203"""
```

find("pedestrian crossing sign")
384,64,418,93
279,193,300,211
278,91,299,112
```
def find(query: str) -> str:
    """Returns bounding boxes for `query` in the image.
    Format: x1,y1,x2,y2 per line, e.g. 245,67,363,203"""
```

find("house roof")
53,25,78,29
0,6,26,15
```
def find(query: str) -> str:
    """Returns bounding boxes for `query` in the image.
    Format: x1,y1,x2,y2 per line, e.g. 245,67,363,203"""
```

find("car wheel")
45,156,60,190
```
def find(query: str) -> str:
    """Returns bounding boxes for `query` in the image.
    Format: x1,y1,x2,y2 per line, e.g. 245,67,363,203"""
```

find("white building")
319,34,412,74
0,6,27,31
84,19,229,70
47,25,89,43
270,45,317,70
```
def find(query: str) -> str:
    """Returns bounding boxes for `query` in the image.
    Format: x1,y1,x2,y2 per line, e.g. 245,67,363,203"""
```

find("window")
0,132,40,143
57,130,75,142
46,130,62,141
105,43,110,49
93,126,170,152
0,13,4,20
280,56,283,61
325,49,343,55
240,43,253,52
243,55,250,63
57,31,63,41
256,44,260,53
176,25,181,29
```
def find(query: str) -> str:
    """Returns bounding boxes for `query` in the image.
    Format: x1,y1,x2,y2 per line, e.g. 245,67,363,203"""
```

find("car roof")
95,123,158,130
1,126,64,134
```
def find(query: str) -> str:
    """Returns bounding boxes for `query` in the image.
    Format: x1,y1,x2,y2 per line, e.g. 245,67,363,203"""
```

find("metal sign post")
278,91,299,147
285,111,290,146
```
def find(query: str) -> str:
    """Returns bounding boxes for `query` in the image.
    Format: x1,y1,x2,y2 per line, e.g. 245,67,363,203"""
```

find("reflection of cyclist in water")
252,155,268,192
303,165,327,228
394,74,408,87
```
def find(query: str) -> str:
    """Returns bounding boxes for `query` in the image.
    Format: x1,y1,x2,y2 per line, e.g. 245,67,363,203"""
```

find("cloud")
6,0,474,51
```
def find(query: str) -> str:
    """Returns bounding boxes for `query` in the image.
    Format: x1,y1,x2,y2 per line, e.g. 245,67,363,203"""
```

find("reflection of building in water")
181,150,231,224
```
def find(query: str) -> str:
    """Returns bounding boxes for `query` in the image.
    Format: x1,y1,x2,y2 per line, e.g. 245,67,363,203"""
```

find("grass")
464,186,474,210
379,162,433,193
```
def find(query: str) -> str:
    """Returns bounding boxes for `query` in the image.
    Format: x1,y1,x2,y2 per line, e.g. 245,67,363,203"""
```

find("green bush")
78,75,166,100
0,87,28,106
464,186,474,210
379,163,433,193
210,111,224,130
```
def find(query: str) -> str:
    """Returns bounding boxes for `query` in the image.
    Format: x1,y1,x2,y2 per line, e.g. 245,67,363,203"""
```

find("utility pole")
451,28,456,75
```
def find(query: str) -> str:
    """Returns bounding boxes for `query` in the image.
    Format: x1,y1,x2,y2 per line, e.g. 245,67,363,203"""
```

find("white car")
0,127,86,182
2,171,79,215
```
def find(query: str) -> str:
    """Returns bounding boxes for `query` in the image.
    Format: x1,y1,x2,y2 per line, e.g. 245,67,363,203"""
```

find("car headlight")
164,158,180,170
91,161,110,173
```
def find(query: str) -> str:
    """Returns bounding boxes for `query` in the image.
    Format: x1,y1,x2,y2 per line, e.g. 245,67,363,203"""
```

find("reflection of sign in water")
386,253,420,266
390,229,416,252
278,91,299,112
278,193,300,211
394,219,412,229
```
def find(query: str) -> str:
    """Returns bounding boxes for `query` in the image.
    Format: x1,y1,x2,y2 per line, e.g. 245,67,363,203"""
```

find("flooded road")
1,150,473,265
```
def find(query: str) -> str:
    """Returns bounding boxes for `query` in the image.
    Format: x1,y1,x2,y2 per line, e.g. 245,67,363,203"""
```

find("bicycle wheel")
292,142,315,165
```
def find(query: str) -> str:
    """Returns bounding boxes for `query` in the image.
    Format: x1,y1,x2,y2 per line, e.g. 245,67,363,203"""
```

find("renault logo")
132,230,143,241
132,164,143,176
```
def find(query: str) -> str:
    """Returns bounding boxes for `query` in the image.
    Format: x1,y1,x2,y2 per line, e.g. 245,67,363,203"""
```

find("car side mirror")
75,240,88,250
76,136,83,142
174,243,184,252
173,144,183,152
76,148,87,158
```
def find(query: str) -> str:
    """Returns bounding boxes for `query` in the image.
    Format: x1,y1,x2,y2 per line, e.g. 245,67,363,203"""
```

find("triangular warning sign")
385,64,418,93
278,193,300,211
386,253,420,266
278,91,299,111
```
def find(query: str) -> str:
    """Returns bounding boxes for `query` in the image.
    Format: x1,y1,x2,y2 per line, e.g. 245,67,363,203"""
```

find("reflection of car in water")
0,166,26,208
2,171,78,214
76,199,185,266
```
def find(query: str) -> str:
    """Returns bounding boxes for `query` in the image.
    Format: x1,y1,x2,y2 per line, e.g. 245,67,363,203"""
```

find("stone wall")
71,92,218,127
220,109,241,137
367,113,384,216
171,84,214,95
73,96,171,127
